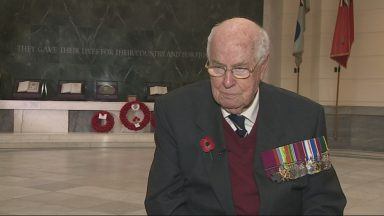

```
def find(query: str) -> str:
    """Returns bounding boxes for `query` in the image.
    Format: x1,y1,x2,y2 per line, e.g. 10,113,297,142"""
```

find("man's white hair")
206,18,270,64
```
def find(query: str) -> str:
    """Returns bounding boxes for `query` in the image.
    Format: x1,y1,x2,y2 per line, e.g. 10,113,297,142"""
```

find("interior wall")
262,0,282,86
264,0,384,107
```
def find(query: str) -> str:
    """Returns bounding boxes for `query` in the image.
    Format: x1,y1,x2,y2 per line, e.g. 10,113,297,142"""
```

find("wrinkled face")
208,31,266,114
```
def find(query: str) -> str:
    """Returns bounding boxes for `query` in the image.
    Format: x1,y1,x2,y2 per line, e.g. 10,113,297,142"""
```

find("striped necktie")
228,114,247,138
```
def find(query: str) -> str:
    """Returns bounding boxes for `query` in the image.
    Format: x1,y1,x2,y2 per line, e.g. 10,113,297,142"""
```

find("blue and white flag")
293,0,310,67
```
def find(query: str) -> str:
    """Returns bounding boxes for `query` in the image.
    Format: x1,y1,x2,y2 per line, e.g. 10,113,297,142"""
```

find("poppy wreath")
91,111,115,133
119,100,150,131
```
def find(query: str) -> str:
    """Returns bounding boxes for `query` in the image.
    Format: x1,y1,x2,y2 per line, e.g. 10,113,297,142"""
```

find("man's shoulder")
155,79,212,107
260,82,323,111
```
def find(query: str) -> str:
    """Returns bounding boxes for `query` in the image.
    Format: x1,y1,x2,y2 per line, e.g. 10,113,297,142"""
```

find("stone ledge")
0,133,155,149
0,100,154,111
324,106,384,116
332,149,384,160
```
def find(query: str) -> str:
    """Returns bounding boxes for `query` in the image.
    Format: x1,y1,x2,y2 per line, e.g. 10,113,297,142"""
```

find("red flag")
330,0,354,68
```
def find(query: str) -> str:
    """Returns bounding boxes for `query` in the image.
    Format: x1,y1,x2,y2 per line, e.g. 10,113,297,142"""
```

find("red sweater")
223,118,260,215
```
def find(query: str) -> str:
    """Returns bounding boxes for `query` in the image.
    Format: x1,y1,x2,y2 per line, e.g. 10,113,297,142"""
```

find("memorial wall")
0,0,263,101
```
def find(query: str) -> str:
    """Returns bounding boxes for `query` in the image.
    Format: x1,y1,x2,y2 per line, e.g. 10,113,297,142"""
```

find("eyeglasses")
205,61,258,79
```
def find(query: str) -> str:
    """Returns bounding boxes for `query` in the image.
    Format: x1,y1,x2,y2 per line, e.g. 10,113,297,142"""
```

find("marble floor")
0,148,383,215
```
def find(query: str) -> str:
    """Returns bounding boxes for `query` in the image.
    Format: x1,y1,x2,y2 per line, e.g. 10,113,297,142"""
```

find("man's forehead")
211,25,259,46
210,33,254,51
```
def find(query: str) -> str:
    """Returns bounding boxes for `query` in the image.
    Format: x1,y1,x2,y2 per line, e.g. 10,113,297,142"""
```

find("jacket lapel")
255,82,283,163
254,82,284,214
195,97,236,215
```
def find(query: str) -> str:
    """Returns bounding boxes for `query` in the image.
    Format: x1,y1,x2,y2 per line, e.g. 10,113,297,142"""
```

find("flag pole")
333,65,341,140
295,66,300,94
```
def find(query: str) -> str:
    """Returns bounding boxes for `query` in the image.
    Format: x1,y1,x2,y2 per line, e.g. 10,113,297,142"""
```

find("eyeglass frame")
204,59,261,79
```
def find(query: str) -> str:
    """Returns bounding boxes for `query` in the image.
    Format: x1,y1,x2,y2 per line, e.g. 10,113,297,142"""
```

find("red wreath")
91,111,115,133
120,100,150,131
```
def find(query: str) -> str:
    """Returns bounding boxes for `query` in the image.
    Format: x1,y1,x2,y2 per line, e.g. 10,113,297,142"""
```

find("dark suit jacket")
145,80,346,215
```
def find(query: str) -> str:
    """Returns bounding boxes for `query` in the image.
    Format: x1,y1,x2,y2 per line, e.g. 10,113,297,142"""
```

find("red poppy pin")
199,136,216,160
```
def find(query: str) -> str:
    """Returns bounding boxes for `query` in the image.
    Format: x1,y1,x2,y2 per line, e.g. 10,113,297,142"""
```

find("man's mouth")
221,93,238,99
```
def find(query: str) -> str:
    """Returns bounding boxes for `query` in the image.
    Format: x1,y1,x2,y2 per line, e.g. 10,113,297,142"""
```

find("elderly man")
145,17,346,215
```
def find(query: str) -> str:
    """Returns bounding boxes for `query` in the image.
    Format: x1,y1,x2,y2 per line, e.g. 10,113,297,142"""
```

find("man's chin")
220,103,242,113
219,97,240,107
223,107,243,114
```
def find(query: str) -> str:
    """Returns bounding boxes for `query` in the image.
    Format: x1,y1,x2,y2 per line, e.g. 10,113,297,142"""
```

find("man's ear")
259,54,269,80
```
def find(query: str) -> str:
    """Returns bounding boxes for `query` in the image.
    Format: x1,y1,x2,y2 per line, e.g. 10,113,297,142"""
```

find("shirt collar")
221,89,260,124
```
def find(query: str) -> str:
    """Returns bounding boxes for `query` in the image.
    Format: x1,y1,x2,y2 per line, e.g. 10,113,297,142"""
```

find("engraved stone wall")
0,0,264,101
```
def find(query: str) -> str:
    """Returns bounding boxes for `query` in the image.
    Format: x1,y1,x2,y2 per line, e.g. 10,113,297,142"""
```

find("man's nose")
222,70,236,88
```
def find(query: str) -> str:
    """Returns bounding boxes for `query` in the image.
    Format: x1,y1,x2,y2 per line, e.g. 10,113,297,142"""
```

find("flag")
330,0,354,68
293,0,310,67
